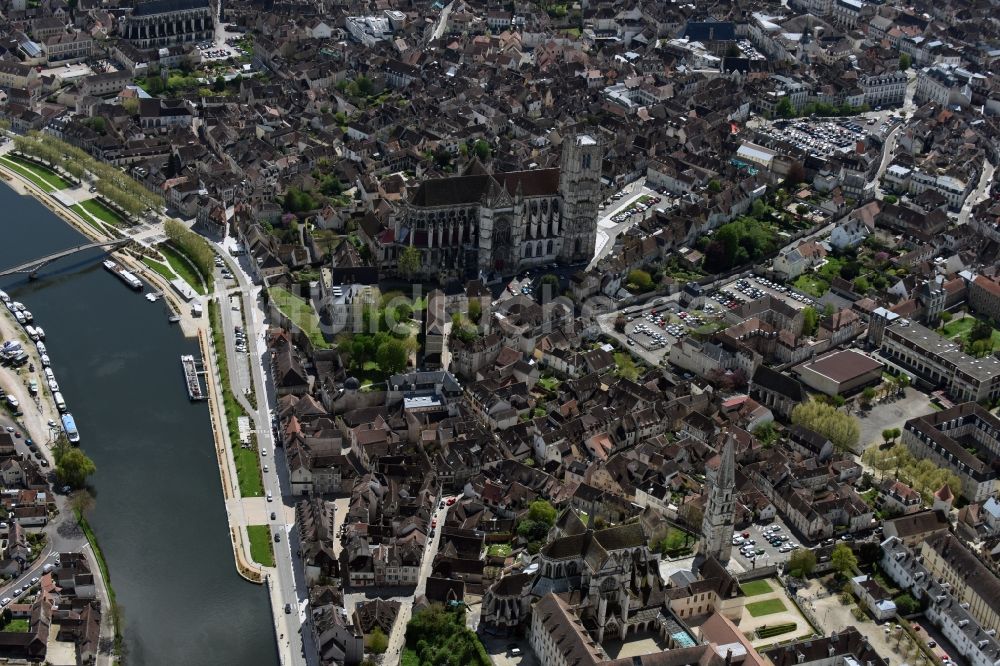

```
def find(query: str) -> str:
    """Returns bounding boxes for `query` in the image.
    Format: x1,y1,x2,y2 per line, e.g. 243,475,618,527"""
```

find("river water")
0,185,276,665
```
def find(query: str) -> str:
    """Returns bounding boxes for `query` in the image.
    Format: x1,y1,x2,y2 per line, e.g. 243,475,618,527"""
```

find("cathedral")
385,134,602,279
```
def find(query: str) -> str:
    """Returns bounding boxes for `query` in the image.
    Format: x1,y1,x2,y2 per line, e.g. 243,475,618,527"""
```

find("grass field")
741,579,774,597
160,243,207,295
234,446,263,497
269,285,330,349
0,156,71,192
939,316,1000,351
0,618,29,633
793,274,829,298
76,198,126,227
747,599,787,617
142,257,176,282
246,525,275,567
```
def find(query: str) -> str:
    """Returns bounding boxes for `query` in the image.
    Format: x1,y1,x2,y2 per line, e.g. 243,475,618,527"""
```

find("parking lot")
758,118,882,159
593,179,681,264
732,517,802,569
711,274,819,314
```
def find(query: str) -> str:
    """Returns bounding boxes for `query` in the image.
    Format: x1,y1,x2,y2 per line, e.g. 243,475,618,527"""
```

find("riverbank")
0,306,120,665
0,167,277,666
0,143,276,647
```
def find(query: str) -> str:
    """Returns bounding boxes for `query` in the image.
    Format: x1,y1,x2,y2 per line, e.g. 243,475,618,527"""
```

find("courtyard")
735,578,815,648
856,387,933,452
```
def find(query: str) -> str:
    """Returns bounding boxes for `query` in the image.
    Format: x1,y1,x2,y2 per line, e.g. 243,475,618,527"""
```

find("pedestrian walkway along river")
0,181,277,665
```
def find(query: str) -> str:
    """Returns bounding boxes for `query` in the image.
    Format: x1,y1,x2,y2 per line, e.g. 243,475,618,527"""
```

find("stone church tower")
558,134,603,264
700,429,736,563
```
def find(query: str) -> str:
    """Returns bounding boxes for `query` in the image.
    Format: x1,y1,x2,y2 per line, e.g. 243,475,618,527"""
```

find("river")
0,184,276,665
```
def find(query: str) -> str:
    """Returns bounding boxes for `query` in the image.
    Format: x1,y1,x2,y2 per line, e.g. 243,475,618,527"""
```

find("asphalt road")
214,247,313,666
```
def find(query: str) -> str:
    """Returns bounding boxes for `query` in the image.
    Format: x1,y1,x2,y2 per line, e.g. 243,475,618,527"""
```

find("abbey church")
382,134,603,279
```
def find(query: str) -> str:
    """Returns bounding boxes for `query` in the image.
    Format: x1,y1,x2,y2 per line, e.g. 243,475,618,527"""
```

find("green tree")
802,306,819,336
939,311,952,323
398,246,421,278
791,399,860,453
831,542,858,577
212,76,226,92
539,274,560,298
853,276,870,294
367,627,388,654
776,97,795,118
862,387,876,407
753,421,779,446
882,428,895,445
894,593,919,615
527,500,557,526
970,319,993,342
707,179,722,193
899,53,911,71
787,548,817,577
376,338,408,374
54,444,96,490
614,352,639,381
472,139,490,160
627,269,653,292
467,299,481,324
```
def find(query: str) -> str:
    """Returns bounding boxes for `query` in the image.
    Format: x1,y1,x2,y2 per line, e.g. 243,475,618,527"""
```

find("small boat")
11,302,24,312
39,354,50,367
24,326,39,341
21,310,32,323
145,293,160,302
53,391,66,413
48,378,59,392
168,314,181,323
61,413,80,444
43,367,55,382
36,341,46,356
14,311,25,325
0,290,8,303
103,259,143,291
34,327,44,341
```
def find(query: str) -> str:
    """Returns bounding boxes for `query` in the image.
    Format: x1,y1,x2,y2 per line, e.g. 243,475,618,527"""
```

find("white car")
261,448,267,457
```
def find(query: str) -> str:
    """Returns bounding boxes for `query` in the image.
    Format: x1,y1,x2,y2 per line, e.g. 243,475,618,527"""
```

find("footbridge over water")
0,239,131,278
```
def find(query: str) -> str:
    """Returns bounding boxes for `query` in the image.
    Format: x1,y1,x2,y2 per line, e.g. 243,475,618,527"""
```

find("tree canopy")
861,442,962,502
52,438,96,490
405,605,490,666
787,548,816,578
791,400,860,453
831,543,858,577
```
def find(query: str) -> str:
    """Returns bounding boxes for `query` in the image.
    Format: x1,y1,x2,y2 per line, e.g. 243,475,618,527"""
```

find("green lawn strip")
246,525,275,567
160,243,207,295
209,301,262,497
0,156,61,192
78,198,127,227
5,155,72,189
740,579,774,597
487,544,512,557
74,508,123,654
747,598,787,617
142,257,176,282
68,204,108,234
269,285,330,349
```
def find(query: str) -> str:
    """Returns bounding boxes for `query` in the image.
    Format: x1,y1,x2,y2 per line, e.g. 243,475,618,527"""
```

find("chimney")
726,649,733,666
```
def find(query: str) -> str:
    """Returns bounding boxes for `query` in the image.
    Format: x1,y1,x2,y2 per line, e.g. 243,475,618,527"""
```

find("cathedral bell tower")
558,134,603,264
700,429,736,563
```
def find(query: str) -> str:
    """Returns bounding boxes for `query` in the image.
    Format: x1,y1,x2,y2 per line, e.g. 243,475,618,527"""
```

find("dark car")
274,533,281,542
284,604,292,614
270,512,276,520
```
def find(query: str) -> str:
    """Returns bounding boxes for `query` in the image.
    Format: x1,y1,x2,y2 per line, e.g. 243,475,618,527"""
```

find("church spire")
700,429,736,564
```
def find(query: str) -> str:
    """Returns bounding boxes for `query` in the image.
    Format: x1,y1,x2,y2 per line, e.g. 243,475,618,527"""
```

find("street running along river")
0,184,276,665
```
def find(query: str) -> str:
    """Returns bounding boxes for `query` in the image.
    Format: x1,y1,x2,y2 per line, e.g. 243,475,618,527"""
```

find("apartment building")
921,533,1000,634
872,315,1000,404
902,403,1000,501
